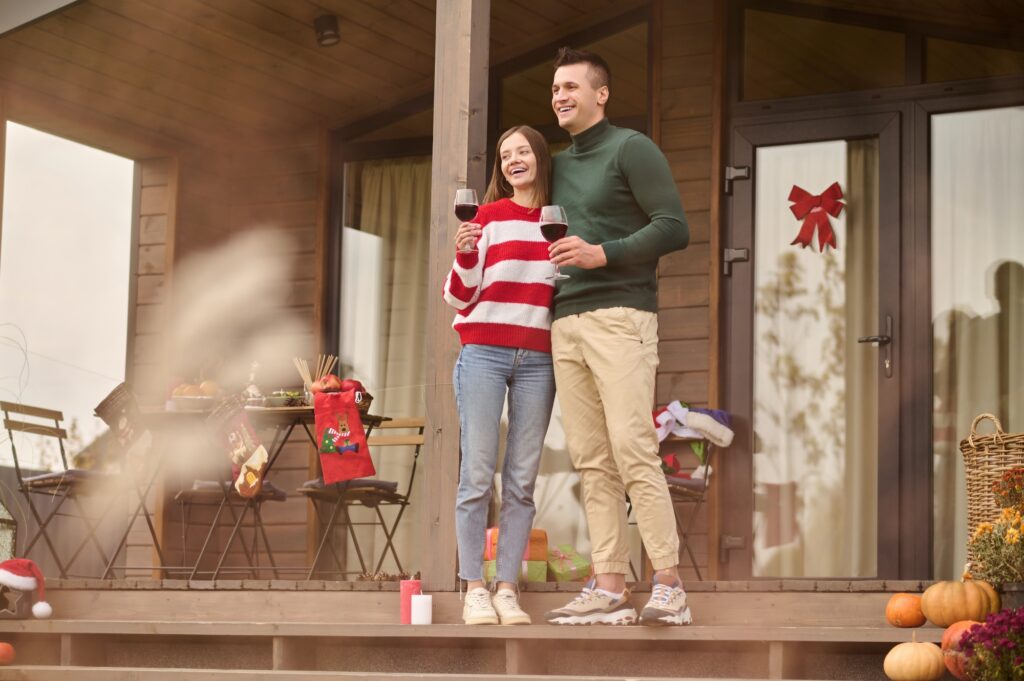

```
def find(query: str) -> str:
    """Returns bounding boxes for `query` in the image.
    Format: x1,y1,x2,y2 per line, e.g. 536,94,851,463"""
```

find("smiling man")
543,47,691,627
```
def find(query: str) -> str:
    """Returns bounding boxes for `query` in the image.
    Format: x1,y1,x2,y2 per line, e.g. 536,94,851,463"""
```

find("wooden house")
0,0,1021,678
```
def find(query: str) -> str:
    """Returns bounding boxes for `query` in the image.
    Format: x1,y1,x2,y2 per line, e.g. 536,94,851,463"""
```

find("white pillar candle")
410,594,433,625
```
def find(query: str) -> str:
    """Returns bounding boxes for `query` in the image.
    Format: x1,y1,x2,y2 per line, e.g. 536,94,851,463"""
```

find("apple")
310,374,342,393
339,379,365,393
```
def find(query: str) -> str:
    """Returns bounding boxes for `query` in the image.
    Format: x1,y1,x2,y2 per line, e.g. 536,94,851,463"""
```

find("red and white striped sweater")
442,198,555,353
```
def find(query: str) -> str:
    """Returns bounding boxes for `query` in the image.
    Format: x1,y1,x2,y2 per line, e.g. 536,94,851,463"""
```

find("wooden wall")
130,158,177,406
654,0,719,581
153,130,326,577
124,157,177,575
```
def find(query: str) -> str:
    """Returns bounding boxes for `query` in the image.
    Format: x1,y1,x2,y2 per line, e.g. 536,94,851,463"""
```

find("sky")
0,121,134,469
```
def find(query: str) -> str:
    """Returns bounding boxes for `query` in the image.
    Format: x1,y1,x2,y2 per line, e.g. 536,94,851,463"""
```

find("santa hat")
0,558,52,618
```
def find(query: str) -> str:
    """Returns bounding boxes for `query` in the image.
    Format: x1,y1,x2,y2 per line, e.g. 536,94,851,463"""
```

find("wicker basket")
959,413,1024,563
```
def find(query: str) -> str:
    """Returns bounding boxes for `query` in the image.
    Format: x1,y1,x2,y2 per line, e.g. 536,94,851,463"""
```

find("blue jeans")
454,344,555,584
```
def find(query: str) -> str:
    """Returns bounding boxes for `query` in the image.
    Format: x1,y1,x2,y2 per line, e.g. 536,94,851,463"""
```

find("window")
743,9,905,101
926,39,1024,83
0,122,134,470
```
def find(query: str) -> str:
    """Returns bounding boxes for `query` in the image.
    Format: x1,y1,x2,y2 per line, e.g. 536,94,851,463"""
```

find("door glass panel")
752,139,879,577
932,107,1024,579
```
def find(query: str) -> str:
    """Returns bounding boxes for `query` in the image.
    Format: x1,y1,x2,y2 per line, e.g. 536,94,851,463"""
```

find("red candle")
399,579,422,624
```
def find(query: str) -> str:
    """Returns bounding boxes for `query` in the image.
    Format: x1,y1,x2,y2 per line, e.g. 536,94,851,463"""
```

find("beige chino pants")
551,307,679,575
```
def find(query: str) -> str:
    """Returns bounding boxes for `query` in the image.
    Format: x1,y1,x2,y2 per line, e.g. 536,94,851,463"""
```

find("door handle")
857,315,894,378
856,335,891,345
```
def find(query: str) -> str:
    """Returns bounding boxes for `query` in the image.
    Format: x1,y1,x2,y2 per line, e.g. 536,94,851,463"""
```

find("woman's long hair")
482,125,551,208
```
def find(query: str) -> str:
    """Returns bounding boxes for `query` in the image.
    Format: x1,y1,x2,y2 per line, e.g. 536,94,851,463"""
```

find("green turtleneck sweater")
551,118,688,320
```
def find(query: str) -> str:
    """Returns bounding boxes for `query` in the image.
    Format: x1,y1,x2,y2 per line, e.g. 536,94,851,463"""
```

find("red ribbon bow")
788,182,844,251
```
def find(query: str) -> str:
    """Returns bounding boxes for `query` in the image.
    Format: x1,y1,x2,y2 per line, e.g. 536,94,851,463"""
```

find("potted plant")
958,607,1024,681
969,507,1024,607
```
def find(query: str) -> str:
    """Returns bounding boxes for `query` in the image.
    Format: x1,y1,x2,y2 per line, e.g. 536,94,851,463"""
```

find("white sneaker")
639,581,693,626
492,589,531,625
462,587,499,625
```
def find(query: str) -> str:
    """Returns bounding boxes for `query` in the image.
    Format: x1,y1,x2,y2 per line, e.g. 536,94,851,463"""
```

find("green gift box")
547,544,592,582
482,559,547,583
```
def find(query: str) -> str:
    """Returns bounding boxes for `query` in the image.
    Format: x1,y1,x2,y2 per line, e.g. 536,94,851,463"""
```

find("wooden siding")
125,157,178,576
656,0,718,582
657,1,714,410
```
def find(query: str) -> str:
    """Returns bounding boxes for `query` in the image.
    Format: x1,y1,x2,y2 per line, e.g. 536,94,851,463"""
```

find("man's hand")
549,236,607,270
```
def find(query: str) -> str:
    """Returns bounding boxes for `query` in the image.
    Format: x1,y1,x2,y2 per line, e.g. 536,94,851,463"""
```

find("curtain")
341,156,431,575
932,107,1024,579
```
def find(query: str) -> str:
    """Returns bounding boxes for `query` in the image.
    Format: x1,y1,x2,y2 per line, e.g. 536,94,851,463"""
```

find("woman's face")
499,132,537,195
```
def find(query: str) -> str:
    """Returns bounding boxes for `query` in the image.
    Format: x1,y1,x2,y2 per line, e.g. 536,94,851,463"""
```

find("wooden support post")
272,636,317,671
60,634,107,667
506,639,547,676
422,0,490,592
767,641,784,679
0,92,6,251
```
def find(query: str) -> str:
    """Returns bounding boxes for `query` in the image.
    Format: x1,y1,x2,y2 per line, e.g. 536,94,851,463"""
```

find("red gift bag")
314,390,375,484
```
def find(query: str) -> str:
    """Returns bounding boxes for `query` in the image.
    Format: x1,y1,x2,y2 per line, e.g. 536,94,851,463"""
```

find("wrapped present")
547,544,592,583
483,527,548,561
482,560,547,583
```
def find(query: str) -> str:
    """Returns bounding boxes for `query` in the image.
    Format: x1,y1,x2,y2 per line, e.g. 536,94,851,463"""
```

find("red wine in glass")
454,203,478,221
539,205,570,280
454,188,479,252
540,222,568,243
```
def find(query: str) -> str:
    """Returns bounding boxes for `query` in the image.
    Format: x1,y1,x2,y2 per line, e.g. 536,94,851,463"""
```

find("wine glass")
539,205,570,280
454,188,479,253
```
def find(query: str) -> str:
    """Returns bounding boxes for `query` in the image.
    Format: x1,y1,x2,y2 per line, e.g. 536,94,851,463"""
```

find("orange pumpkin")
920,580,990,627
972,579,1000,614
886,593,926,627
0,643,15,666
883,633,945,681
941,620,981,681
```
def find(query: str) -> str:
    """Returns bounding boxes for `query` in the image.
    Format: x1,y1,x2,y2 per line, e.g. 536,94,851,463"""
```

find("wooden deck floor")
0,581,942,680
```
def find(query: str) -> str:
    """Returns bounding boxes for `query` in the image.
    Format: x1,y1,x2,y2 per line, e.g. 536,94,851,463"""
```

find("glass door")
721,113,903,579
931,106,1024,579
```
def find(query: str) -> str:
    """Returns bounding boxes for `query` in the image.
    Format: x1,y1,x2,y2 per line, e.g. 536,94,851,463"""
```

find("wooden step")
0,618,930,680
31,588,911,627
0,667,838,681
0,619,943,643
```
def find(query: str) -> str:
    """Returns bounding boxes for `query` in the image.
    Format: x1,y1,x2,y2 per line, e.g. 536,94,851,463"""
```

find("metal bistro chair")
1,401,119,578
628,437,717,582
300,416,424,579
175,397,287,580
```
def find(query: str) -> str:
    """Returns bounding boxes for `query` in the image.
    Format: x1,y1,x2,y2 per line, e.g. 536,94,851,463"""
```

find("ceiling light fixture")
314,15,340,47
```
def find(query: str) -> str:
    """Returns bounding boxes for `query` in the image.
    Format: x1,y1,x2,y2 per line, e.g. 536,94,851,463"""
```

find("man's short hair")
554,46,611,90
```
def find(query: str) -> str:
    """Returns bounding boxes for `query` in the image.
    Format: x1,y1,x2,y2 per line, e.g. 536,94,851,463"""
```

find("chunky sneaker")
462,587,499,625
492,589,531,625
639,581,693,626
543,582,637,625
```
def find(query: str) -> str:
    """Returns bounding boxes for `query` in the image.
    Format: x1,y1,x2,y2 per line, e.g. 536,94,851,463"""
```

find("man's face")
552,63,608,135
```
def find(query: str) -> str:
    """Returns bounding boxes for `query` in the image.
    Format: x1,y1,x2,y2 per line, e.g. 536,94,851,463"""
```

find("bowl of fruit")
265,390,305,408
171,381,219,411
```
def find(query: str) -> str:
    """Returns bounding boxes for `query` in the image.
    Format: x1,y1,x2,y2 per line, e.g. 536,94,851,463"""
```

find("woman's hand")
455,222,482,252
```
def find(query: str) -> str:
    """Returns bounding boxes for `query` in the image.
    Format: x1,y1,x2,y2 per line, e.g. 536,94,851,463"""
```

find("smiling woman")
0,121,134,471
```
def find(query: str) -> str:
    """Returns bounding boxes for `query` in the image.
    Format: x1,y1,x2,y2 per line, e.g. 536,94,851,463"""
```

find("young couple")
442,47,691,627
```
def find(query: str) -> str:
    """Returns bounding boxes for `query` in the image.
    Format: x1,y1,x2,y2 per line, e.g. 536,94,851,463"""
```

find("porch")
0,0,1022,679
0,579,939,680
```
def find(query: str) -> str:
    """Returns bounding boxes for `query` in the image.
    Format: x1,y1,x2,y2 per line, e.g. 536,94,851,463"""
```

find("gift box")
482,559,547,583
483,527,548,561
547,544,592,583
